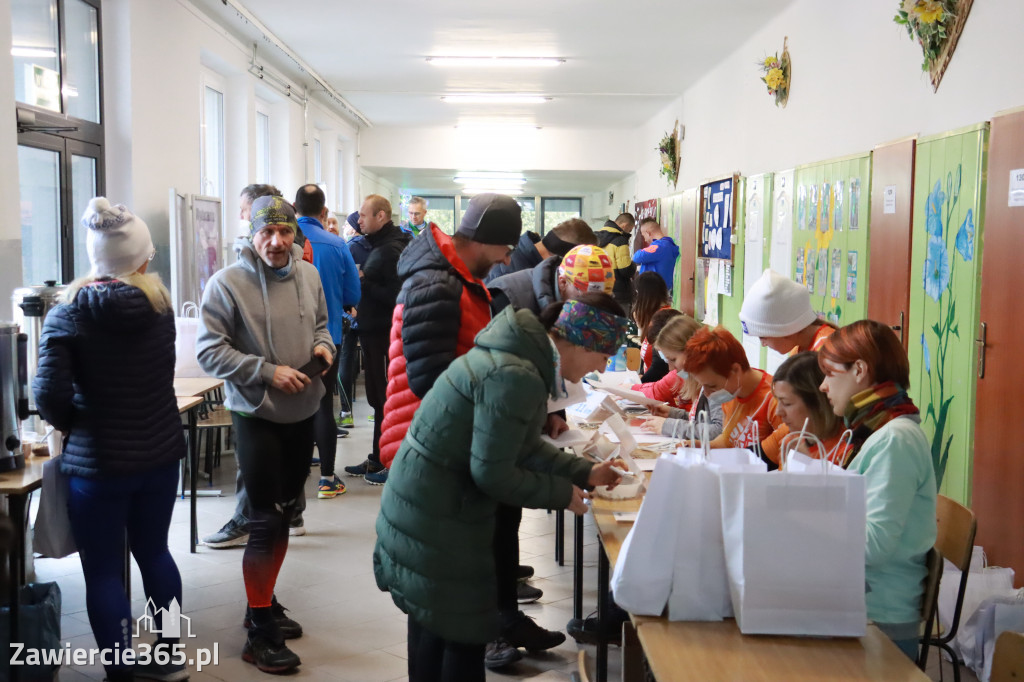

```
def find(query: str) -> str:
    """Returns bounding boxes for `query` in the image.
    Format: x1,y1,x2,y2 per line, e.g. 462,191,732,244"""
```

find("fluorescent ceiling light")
11,47,57,58
441,94,550,104
454,172,526,185
461,187,524,196
427,56,564,68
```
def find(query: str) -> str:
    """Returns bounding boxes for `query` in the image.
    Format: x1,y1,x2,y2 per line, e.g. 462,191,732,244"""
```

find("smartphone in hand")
297,355,329,378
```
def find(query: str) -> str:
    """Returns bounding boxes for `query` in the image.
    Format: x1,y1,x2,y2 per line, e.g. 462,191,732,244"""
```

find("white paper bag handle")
780,429,832,477
695,409,710,460
181,301,199,318
827,429,854,467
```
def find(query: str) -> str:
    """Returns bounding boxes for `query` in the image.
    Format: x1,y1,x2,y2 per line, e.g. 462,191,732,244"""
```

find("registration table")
173,376,224,553
586,492,930,682
1,457,46,660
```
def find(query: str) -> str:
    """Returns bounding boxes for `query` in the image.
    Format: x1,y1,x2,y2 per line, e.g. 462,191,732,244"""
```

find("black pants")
360,330,389,464
407,616,485,682
494,504,523,619
338,327,360,413
314,353,342,478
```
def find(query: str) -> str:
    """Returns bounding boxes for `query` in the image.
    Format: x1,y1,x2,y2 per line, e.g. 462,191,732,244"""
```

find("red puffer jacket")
379,226,492,467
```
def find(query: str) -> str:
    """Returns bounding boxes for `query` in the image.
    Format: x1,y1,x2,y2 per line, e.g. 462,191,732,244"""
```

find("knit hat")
739,269,817,338
346,211,361,234
82,197,154,277
553,300,629,355
456,193,522,246
558,245,615,295
249,195,298,235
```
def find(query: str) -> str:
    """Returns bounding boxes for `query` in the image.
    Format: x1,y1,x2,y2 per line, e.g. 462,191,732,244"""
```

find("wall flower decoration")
758,38,791,107
657,120,682,188
894,0,974,91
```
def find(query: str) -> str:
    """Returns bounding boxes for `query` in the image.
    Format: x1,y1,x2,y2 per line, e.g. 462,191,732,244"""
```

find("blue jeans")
67,461,182,676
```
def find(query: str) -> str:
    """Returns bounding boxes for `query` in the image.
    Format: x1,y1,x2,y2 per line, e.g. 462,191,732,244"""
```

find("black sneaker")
501,611,565,652
242,632,301,674
566,614,621,646
344,458,383,477
484,639,523,670
517,565,535,582
243,598,303,639
516,582,543,604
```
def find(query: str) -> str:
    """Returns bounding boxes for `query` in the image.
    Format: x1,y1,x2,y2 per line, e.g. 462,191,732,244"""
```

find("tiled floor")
31,395,977,681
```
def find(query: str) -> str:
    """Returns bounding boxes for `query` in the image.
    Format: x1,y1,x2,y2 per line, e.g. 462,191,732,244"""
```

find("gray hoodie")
197,237,335,423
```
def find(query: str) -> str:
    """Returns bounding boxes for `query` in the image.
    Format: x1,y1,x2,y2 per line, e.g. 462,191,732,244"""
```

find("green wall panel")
906,124,988,504
792,154,872,327
719,177,746,340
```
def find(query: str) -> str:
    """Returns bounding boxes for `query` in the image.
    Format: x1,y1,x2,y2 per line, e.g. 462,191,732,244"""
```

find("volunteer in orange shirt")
739,269,836,355
682,327,782,452
764,351,853,467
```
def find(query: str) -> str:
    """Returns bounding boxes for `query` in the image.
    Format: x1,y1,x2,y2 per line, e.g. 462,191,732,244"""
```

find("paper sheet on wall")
705,264,720,326
1010,169,1024,207
770,169,794,277
718,260,730,295
883,185,897,214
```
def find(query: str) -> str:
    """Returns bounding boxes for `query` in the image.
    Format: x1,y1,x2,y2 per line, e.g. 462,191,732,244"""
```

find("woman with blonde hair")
34,198,187,682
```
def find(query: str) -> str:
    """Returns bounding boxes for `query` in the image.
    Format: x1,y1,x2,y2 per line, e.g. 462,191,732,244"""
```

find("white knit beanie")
82,197,154,277
739,269,817,338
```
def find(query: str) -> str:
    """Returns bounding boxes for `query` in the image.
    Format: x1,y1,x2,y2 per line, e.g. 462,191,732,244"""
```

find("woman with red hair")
818,320,936,660
682,327,782,454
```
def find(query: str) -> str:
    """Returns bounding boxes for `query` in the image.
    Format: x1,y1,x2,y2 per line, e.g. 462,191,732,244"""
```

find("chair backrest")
917,547,944,669
935,495,977,572
577,649,593,682
991,631,1024,682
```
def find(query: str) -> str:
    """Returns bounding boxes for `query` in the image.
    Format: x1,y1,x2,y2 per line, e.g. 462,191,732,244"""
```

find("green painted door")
907,123,988,504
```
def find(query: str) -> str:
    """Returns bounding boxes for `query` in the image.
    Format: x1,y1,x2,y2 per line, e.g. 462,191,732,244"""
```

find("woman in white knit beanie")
738,269,835,356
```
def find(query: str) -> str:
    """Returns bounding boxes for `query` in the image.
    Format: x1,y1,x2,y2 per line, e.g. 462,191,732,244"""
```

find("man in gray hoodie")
197,195,334,675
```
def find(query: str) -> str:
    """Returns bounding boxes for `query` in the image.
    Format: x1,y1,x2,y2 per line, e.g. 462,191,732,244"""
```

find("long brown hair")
773,351,841,439
632,271,670,338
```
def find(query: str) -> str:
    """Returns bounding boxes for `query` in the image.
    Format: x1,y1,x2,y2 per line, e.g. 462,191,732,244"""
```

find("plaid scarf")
841,381,919,468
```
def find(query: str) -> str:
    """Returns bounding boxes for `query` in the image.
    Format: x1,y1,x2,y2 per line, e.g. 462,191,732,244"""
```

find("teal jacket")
373,307,594,644
849,416,937,626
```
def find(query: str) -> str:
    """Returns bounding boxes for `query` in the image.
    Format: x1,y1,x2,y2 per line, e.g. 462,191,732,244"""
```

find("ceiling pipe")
221,0,371,128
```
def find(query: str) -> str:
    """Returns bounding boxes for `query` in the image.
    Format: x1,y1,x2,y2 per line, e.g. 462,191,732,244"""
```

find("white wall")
0,0,22,307
623,0,1024,201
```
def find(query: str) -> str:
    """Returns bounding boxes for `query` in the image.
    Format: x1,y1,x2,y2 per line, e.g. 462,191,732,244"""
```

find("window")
541,197,582,234
314,138,322,184
14,0,104,284
419,196,456,235
255,106,270,184
518,198,537,233
336,148,345,212
200,78,225,198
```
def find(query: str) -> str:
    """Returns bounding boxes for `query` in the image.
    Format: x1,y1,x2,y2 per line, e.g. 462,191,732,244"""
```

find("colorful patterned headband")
552,300,628,355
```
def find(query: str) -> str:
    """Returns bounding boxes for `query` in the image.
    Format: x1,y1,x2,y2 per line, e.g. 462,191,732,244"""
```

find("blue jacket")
348,235,372,267
632,236,680,291
299,216,361,344
33,280,185,477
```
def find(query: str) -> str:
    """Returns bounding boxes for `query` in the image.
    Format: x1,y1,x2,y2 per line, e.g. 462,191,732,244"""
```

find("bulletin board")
791,154,871,326
697,175,740,333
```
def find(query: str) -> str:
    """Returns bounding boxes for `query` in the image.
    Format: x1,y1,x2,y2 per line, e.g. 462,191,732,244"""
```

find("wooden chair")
570,649,593,682
917,546,944,669
625,347,642,372
922,494,977,682
991,631,1024,682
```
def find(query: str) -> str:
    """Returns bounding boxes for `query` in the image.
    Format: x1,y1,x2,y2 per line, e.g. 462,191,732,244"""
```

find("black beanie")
456,194,522,246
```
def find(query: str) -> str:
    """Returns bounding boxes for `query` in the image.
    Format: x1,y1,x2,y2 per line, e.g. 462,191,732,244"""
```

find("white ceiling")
362,167,629,197
198,0,796,130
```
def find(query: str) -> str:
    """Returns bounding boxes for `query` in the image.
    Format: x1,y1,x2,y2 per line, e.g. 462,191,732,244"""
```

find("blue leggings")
67,461,182,674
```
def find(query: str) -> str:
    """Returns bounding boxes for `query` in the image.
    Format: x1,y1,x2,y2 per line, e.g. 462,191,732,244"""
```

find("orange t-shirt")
710,370,782,450
807,324,835,352
761,425,852,466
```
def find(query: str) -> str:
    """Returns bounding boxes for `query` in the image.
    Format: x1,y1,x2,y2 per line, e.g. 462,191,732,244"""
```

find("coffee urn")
12,280,65,436
0,323,29,471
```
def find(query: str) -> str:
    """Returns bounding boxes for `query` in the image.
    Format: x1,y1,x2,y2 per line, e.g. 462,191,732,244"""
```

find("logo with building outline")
133,598,196,639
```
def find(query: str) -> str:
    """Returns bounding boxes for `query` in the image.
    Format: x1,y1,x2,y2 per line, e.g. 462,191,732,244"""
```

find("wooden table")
589,492,930,682
177,396,202,553
1,457,46,672
173,376,223,398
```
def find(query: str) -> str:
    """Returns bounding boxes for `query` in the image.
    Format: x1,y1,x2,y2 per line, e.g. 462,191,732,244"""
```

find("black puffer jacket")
487,255,562,315
33,280,185,477
357,222,412,335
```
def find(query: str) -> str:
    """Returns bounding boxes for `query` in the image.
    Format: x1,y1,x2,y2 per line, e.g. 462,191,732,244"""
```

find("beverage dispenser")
0,323,29,471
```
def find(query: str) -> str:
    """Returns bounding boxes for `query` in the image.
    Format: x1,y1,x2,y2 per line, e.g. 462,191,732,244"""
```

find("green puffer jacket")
373,307,594,644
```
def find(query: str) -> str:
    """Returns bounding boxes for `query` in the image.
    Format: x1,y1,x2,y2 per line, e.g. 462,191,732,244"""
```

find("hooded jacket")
632,235,680,291
197,238,334,424
487,255,562,315
484,232,543,283
378,226,493,467
597,221,636,305
34,280,185,477
356,222,412,335
373,307,594,644
298,216,360,344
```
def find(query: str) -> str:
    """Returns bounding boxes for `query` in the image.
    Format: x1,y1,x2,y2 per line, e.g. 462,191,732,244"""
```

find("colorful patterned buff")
558,245,615,294
249,195,298,235
553,300,628,355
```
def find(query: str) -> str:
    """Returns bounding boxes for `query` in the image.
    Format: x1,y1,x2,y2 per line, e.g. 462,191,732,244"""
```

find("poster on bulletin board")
633,198,659,254
699,177,734,260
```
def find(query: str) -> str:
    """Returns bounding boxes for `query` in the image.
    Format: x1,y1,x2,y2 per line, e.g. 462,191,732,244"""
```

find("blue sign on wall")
700,177,733,260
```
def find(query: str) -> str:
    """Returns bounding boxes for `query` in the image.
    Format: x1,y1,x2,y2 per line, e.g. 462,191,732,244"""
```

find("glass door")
68,139,101,279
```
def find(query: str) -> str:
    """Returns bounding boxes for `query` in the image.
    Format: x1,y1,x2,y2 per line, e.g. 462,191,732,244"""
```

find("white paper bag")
174,302,205,377
667,447,766,621
610,455,683,615
719,459,867,637
33,456,77,559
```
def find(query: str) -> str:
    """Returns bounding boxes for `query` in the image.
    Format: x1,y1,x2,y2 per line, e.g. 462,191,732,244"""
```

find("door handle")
891,311,905,345
977,322,987,379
